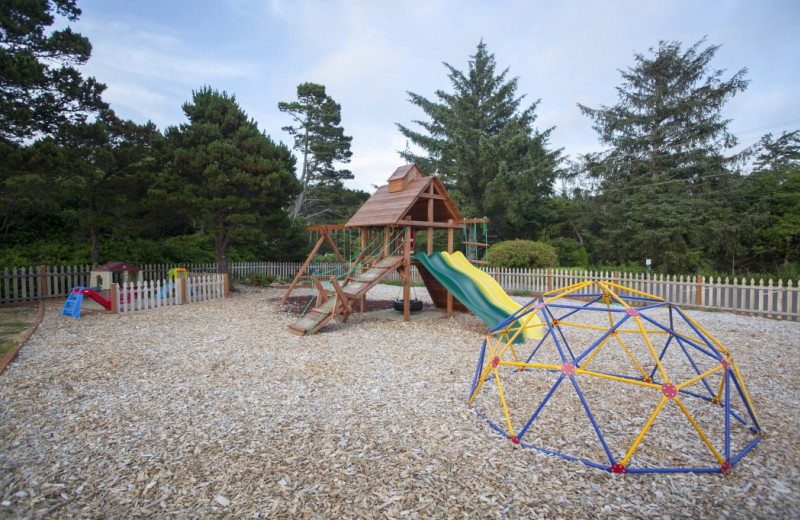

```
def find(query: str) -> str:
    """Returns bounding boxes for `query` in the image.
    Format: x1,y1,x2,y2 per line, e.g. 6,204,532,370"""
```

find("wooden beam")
447,219,453,317
281,232,326,303
396,220,462,229
417,192,447,200
306,223,348,231
403,223,411,322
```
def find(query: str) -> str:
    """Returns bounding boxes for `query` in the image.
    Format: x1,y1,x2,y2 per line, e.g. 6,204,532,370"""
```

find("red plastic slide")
76,288,112,310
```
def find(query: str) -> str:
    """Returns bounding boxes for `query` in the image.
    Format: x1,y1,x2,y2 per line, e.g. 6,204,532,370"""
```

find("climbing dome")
468,280,762,474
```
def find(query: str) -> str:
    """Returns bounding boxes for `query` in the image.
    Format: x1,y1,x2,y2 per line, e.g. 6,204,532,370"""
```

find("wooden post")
383,225,391,258
696,275,703,306
403,220,411,322
178,277,187,304
110,283,118,313
38,265,49,298
427,183,435,254
360,228,367,313
447,219,454,316
223,273,230,298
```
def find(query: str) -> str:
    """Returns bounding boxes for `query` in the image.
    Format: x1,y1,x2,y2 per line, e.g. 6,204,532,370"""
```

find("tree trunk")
90,227,100,264
290,127,313,219
291,188,307,219
215,232,230,274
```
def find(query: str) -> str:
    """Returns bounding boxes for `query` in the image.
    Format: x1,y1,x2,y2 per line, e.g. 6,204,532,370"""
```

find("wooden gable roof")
345,164,463,228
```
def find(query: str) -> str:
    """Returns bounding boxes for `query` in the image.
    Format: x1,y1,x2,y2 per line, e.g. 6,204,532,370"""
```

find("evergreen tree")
0,0,107,143
278,82,353,219
0,111,161,263
165,87,300,273
746,130,800,270
578,38,749,272
397,41,561,239
53,110,161,263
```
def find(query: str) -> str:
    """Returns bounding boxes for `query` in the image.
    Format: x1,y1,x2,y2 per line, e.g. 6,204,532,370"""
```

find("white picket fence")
116,274,227,314
2,262,799,321
484,268,800,321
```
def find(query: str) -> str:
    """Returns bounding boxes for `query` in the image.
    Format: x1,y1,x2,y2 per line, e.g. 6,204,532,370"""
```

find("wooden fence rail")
2,262,798,321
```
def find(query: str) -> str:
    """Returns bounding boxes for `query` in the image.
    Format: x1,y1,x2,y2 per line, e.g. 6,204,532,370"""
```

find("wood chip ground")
0,285,798,519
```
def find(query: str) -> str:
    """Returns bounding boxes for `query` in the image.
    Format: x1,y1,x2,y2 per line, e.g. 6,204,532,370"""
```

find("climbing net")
469,280,762,474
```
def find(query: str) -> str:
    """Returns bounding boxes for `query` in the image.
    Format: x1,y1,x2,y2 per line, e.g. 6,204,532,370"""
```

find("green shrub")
549,237,588,268
488,240,558,269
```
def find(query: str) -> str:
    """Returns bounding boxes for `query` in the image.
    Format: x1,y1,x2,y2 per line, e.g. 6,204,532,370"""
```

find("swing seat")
394,298,423,312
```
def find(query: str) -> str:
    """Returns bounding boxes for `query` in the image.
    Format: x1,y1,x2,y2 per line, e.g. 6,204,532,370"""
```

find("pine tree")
0,0,107,143
746,131,800,270
278,82,353,219
577,38,749,272
166,87,300,273
397,41,561,239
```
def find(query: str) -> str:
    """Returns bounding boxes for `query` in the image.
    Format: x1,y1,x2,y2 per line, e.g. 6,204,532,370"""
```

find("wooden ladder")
288,255,405,336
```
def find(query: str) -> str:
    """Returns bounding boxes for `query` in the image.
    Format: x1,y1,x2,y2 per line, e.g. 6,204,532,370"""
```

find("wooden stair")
288,255,405,336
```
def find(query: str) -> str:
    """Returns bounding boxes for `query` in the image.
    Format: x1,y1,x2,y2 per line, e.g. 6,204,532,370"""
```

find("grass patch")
0,308,37,359
0,321,30,357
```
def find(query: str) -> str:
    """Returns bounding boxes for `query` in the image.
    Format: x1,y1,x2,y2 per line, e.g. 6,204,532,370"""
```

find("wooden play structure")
282,164,487,336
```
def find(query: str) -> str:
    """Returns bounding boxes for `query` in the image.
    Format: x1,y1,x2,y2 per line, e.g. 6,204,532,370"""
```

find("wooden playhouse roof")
345,164,463,228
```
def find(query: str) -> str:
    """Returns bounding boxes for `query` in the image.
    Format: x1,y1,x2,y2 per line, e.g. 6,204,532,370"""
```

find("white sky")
71,0,800,192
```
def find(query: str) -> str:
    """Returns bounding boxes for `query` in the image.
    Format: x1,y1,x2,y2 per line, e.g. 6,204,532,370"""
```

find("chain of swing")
463,218,489,262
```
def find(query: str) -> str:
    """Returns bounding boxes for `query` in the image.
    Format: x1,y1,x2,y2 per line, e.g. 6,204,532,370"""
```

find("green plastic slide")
414,251,530,342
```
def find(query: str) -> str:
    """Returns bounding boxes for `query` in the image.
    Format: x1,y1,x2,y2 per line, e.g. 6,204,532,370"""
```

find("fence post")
696,275,703,307
38,265,49,299
224,273,230,298
110,284,118,313
178,278,186,304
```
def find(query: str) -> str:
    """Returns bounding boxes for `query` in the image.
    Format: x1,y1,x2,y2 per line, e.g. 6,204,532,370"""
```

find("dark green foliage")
743,131,800,271
279,82,353,219
549,237,588,268
246,273,278,286
54,110,162,263
577,38,749,273
397,41,562,239
165,87,301,273
0,0,107,142
488,239,558,268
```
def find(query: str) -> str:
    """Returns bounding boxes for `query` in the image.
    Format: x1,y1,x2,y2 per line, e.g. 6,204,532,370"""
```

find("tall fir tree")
278,82,353,219
578,38,749,272
397,41,561,239
745,130,800,271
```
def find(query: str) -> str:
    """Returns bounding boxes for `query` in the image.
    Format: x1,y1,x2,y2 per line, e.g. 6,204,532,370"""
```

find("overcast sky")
70,0,800,192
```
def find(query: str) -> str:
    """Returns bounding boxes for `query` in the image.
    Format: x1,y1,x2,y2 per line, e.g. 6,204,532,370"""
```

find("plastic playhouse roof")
93,261,140,272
